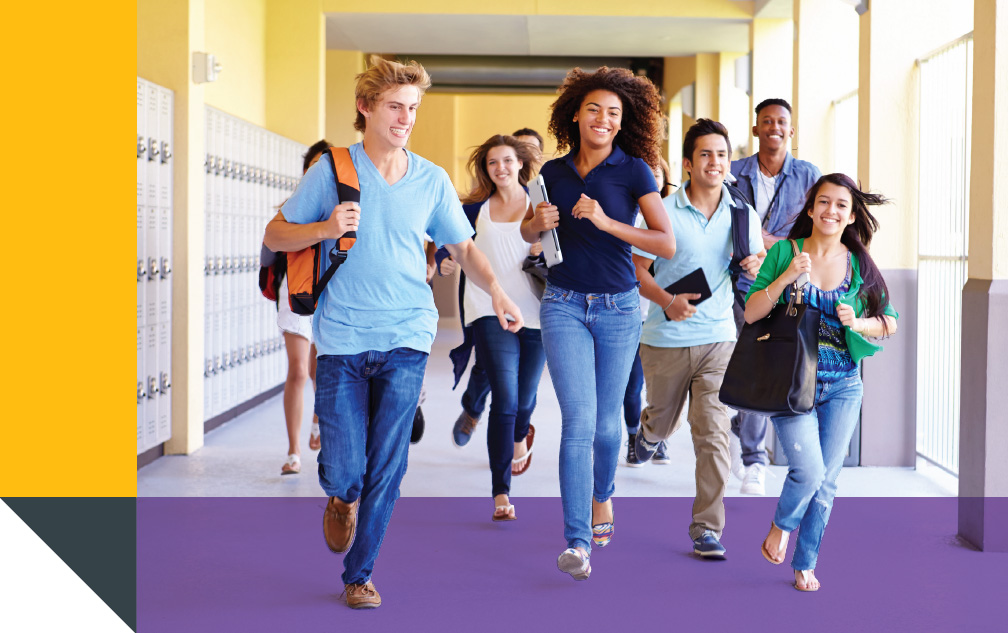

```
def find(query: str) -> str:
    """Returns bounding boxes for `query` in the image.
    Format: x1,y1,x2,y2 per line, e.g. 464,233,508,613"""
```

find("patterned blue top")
802,253,857,381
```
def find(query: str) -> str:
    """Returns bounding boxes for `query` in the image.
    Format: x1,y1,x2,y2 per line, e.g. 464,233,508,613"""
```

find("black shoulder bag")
719,240,820,416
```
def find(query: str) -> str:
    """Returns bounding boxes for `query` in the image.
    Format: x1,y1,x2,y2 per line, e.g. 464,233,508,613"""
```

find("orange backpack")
259,147,359,315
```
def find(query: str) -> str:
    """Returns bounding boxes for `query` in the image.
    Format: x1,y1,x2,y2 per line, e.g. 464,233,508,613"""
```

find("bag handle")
786,239,804,314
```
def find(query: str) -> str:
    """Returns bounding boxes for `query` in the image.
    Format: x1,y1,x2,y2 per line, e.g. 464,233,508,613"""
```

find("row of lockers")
137,77,174,454
204,106,308,420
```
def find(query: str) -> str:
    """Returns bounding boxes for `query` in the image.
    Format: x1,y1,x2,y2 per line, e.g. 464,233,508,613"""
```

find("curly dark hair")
547,66,665,168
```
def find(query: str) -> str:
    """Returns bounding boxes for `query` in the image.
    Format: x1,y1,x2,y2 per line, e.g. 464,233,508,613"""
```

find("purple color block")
137,497,1007,632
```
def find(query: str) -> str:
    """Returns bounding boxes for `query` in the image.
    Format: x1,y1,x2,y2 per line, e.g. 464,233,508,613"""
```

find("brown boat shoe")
343,580,382,609
323,496,359,553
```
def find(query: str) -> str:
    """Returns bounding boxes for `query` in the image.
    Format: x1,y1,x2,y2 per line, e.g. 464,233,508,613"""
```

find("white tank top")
463,198,542,329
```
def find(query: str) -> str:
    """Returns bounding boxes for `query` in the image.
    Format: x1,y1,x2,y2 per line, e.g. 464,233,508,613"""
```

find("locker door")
144,324,159,450
137,327,146,454
157,322,172,442
157,87,173,328
137,79,147,330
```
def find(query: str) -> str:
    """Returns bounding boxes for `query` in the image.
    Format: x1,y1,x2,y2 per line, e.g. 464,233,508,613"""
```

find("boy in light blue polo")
264,57,523,609
631,119,765,560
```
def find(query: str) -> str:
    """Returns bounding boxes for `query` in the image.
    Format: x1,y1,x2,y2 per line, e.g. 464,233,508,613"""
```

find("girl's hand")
529,241,543,257
836,302,861,332
530,202,559,233
572,194,612,232
784,252,811,285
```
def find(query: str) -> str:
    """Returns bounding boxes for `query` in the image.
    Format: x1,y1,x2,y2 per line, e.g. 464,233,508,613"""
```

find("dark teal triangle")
3,497,136,631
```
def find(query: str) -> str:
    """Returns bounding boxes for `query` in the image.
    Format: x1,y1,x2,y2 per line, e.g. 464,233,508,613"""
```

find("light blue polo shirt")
281,143,473,356
632,182,763,348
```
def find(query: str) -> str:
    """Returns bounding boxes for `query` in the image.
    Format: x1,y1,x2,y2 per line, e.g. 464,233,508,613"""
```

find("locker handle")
161,257,172,278
161,141,172,164
148,138,160,162
205,359,215,376
147,376,159,399
160,372,172,393
137,381,147,403
138,259,148,281
205,153,213,174
215,257,223,275
137,136,147,159
148,257,160,280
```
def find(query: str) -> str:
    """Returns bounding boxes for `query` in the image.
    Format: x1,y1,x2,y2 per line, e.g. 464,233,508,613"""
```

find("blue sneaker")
692,530,727,559
652,440,670,465
634,432,659,463
451,410,480,447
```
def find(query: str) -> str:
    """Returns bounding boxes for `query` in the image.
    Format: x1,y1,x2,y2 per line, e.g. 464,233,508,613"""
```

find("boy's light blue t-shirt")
280,143,473,356
632,183,764,349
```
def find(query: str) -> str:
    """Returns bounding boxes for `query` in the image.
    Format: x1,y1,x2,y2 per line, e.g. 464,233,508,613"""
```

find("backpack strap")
313,147,360,304
725,183,751,306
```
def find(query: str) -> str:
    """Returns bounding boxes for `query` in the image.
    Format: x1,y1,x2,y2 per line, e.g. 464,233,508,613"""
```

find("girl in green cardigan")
744,173,898,592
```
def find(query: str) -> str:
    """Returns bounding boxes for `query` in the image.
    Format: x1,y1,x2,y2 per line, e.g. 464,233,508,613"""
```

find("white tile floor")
138,321,958,499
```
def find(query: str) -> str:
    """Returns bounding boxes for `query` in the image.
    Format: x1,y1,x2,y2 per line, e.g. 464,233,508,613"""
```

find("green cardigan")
745,238,899,365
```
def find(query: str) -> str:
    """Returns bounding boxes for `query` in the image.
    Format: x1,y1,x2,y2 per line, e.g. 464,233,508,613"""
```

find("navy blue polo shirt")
539,146,658,294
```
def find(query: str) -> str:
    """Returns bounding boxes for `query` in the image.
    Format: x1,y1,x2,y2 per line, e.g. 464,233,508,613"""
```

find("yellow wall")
793,0,858,173
410,93,557,193
265,0,325,145
859,0,974,270
203,0,267,126
325,50,365,147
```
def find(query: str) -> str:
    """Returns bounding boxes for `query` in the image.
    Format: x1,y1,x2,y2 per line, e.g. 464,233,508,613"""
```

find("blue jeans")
471,317,546,497
731,300,767,465
771,371,863,571
623,344,643,434
315,348,428,585
461,356,491,418
540,282,642,553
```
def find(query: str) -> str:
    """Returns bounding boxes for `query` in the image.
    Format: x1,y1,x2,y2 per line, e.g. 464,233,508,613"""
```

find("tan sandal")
281,453,301,475
794,569,820,592
761,522,789,565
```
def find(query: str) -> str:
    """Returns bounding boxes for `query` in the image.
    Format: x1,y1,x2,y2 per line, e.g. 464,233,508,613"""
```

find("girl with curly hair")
520,66,676,580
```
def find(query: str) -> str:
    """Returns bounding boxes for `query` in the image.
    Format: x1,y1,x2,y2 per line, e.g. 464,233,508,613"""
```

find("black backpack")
725,182,753,308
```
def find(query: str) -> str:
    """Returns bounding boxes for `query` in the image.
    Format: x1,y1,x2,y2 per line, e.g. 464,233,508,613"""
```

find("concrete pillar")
857,0,973,467
663,55,697,183
959,0,1008,553
138,0,206,454
792,0,858,171
748,18,793,155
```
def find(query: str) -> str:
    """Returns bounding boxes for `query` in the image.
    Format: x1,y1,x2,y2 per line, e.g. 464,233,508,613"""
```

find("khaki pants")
639,342,734,540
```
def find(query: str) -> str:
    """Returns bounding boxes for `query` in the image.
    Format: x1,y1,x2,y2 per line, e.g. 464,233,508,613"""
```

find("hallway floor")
139,322,957,500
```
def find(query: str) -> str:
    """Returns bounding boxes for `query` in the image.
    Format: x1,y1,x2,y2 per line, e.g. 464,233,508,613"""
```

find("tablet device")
529,175,563,267
663,267,712,305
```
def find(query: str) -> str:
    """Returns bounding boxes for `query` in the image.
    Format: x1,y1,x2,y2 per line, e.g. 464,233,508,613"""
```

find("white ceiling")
326,13,759,57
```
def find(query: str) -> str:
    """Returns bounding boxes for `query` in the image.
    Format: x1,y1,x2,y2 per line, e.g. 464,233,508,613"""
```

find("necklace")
757,156,780,177
757,160,778,208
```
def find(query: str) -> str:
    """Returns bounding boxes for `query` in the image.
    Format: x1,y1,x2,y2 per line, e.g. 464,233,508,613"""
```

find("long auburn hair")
461,135,539,205
788,173,892,329
547,66,666,168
